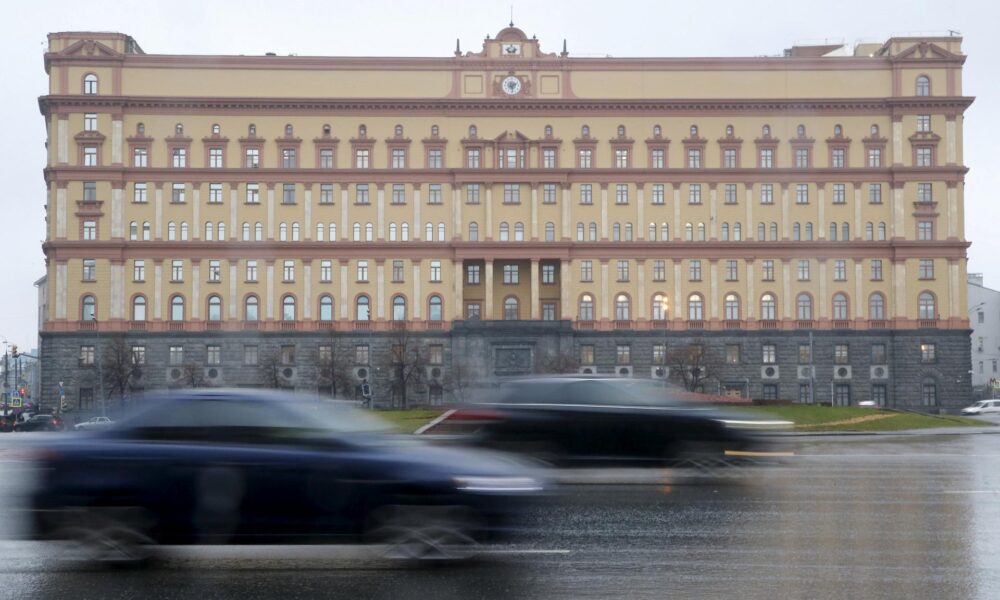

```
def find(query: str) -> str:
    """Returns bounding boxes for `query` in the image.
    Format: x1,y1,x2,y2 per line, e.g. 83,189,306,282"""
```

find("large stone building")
38,26,973,411
968,274,1000,395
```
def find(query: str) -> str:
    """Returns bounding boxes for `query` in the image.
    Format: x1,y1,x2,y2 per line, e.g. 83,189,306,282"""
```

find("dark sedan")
29,389,544,562
14,414,65,432
455,377,790,467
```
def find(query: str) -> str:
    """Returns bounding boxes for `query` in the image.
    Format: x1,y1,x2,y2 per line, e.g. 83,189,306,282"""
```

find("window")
240,345,258,366
391,148,406,169
366,223,374,241
466,184,480,204
245,260,258,282
170,296,184,321
831,148,844,168
759,148,773,168
651,344,667,366
724,294,740,320
503,264,519,284
760,294,776,320
355,149,370,169
579,149,592,168
920,343,937,364
831,183,846,205
869,294,886,320
206,295,222,321
687,149,701,168
83,113,97,132
919,259,935,280
428,184,443,204
282,184,296,204
280,344,296,365
82,220,97,240
688,294,704,320
795,148,809,168
652,294,668,320
689,260,702,281
916,75,930,97
171,148,187,168
725,260,738,281
795,184,809,204
245,148,260,168
429,260,442,282
723,184,737,205
319,183,334,205
917,183,933,203
762,260,775,281
542,149,556,169
132,147,148,168
651,184,665,205
83,146,98,166
579,295,595,321
652,260,666,282
466,303,481,320
428,295,443,321
499,222,509,241
467,222,479,242
832,293,849,320
131,183,148,205
465,264,481,285
392,296,406,320
580,345,595,365
281,148,297,169
580,184,593,205
796,293,813,320
723,148,737,169
503,297,519,320
170,260,184,282
979,311,985,325
545,222,555,241
878,222,887,241
615,295,631,321
357,260,369,282
652,149,665,169
688,184,701,205
169,346,184,366
616,345,631,365
428,149,442,169
391,184,405,205
762,344,776,364
388,260,403,283
918,292,936,320
246,183,260,204
615,149,629,169
83,73,98,94
282,260,295,282
867,148,882,168
797,260,810,281
580,260,593,282
834,260,847,281
542,264,556,284
207,260,221,283
870,259,883,281
466,148,481,168
760,184,774,204
917,114,931,133
129,345,146,366
355,345,370,365
869,184,882,204
917,221,934,241
503,184,520,204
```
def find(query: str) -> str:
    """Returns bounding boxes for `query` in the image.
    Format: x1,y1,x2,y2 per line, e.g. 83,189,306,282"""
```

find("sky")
1,0,998,352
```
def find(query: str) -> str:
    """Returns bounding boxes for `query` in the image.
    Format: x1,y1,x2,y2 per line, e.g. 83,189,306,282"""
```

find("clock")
504,43,521,55
501,75,522,96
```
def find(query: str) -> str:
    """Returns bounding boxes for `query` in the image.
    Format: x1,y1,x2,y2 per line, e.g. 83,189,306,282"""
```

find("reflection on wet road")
1,432,998,599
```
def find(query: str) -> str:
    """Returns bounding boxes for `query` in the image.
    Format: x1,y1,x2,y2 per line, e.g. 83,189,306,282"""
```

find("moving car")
73,416,114,431
14,414,64,432
454,377,789,467
961,399,1000,415
29,389,544,562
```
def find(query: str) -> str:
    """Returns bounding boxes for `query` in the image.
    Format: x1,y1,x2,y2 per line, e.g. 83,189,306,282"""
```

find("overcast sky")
1,0,997,351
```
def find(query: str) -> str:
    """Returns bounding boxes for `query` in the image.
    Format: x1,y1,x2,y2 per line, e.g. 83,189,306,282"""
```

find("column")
484,259,494,319
55,261,68,319
600,260,610,320
636,259,646,319
782,260,791,319
708,184,718,239
340,187,349,240
780,183,790,239
153,260,163,320
746,261,755,319
673,260,682,321
303,261,312,319
154,184,163,239
853,183,862,239
892,118,903,165
600,185,609,239
854,260,864,318
191,187,200,239
110,185,123,238
412,261,422,320
709,260,719,320
453,260,464,319
452,185,462,241
818,260,827,317
339,261,349,319
304,186,312,239
266,184,275,239
636,184,645,240
111,118,123,165
949,260,960,319
56,186,67,238
485,186,493,239
745,183,754,239
947,182,958,239
265,261,275,320
57,117,68,164
376,185,385,240
561,185,571,239
229,188,238,239
110,261,124,319
228,260,238,319
817,184,826,239
893,261,906,318
892,183,905,239
412,184,422,241
946,116,957,165
530,259,540,319
672,184,681,240
191,261,201,320
376,261,385,319
560,260,571,320
530,185,539,240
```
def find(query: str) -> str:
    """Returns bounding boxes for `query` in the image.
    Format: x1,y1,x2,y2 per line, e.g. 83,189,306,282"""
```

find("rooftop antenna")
510,6,514,27
561,39,568,57
455,38,461,56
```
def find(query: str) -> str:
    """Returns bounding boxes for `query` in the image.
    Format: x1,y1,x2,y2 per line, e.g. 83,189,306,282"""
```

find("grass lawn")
373,409,446,433
732,405,990,432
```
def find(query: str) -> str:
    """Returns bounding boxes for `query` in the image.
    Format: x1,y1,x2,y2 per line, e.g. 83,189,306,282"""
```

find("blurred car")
961,399,1000,415
454,377,790,467
857,400,878,408
0,415,14,432
29,389,544,563
73,416,114,431
14,414,65,432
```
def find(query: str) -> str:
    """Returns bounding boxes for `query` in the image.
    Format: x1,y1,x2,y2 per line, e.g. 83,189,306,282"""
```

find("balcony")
613,320,632,330
242,320,259,330
759,320,779,330
576,320,595,330
78,320,96,331
426,321,444,331
919,319,939,329
869,320,887,330
206,321,222,331
796,320,814,329
129,320,146,331
391,321,408,331
687,320,705,330
168,321,185,331
832,320,851,330
724,320,742,330
317,321,335,330
279,321,296,331
650,319,670,330
354,320,372,331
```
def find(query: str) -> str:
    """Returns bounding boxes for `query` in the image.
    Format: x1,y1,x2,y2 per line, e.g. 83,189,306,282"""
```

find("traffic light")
361,380,372,398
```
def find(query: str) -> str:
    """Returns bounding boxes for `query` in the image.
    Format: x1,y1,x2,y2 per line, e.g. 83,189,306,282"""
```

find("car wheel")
52,507,155,565
366,504,480,561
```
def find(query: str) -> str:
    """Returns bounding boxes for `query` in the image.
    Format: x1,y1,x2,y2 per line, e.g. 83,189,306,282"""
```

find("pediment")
494,130,531,143
891,42,962,62
58,39,122,59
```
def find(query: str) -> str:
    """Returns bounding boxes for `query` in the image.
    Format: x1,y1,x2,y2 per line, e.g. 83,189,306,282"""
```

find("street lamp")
92,315,105,417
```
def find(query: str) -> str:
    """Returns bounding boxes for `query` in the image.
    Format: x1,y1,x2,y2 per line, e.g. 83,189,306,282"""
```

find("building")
38,26,973,411
968,274,1000,395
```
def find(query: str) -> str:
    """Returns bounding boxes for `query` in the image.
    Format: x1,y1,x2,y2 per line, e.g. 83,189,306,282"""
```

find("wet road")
1,432,998,600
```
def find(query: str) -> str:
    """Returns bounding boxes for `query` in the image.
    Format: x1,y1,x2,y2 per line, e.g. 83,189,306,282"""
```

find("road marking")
481,549,571,555
414,409,455,435
724,450,796,457
941,490,1000,494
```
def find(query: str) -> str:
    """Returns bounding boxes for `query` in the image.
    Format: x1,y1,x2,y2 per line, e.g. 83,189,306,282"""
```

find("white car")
961,400,1000,416
74,416,114,431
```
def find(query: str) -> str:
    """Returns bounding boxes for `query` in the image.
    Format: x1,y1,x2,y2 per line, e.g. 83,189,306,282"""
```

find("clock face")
502,76,522,96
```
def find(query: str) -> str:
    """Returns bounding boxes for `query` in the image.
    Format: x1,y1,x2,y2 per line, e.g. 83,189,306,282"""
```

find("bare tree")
442,357,476,404
667,342,719,392
258,349,287,389
180,362,207,388
317,339,355,398
377,328,427,409
534,347,580,374
101,336,140,406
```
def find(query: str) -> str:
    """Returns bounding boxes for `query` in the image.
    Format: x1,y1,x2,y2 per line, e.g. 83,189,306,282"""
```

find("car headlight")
452,476,543,493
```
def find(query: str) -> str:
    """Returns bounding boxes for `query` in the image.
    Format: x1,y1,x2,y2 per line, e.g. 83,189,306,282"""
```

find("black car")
29,389,544,562
14,414,65,432
455,377,789,467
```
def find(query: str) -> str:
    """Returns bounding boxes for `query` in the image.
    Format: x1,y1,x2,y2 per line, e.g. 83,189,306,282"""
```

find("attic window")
431,125,439,136
136,123,145,135
870,124,879,136
581,125,590,137
175,123,184,135
725,125,734,137
797,124,806,137
322,124,331,135
284,124,293,136
469,125,477,137
359,125,367,137
212,124,221,135
544,125,553,137
833,124,843,137
653,125,662,137
916,75,930,97
394,124,403,136
617,125,626,137
248,124,256,136
762,125,771,137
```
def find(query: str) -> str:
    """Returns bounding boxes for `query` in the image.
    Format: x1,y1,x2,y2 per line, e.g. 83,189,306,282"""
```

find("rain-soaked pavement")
0,430,998,599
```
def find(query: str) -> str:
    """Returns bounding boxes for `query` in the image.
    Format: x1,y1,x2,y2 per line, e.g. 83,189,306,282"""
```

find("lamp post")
92,315,105,417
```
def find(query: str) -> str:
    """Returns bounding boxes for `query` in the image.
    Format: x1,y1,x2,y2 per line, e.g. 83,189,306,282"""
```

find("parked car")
453,377,790,467
14,414,65,432
73,416,114,431
961,399,1000,415
29,389,544,563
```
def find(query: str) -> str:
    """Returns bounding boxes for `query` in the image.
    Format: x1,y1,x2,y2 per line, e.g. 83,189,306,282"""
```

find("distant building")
37,27,973,410
968,274,1000,394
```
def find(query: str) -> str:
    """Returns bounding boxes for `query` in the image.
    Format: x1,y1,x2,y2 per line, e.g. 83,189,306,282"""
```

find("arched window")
504,297,519,320
651,294,668,320
689,125,698,137
142,222,151,240
212,123,221,135
392,296,406,321
916,75,930,97
648,223,656,241
130,221,138,240
499,222,510,241
389,223,397,241
254,223,263,241
721,223,730,241
132,296,146,321
175,123,184,135
242,222,251,241
685,223,693,241
514,222,524,241
762,125,771,137
865,222,874,241
319,295,334,321
733,222,742,241
842,222,850,241
625,223,633,241
589,222,597,241
805,223,813,241
760,294,776,320
394,124,403,136
468,125,477,137
81,295,96,321
245,296,259,321
878,222,886,241
769,222,778,241
359,124,367,137
579,294,594,321
870,124,880,136
217,222,225,240
170,296,185,321
829,223,838,241
356,296,370,321
793,223,801,241
281,295,296,321
834,124,843,137
869,293,886,320
544,125,553,137
688,294,704,321
758,223,765,240
316,223,325,241
285,124,294,136
83,73,98,95
615,294,631,321
353,223,361,241
581,125,590,137
796,124,806,137
137,123,145,135
428,295,443,321
617,125,626,137
279,223,288,241
832,293,849,320
365,223,373,241
205,222,214,241
653,125,662,137
248,124,256,136
180,222,189,241
322,124,331,135
918,292,936,320
724,294,741,320
330,223,337,240
291,222,300,241
726,124,734,136
796,293,813,320
167,222,176,241
431,124,440,137
697,222,706,241
425,222,434,240
207,295,222,321
469,222,479,241
401,223,409,241
438,222,446,241
545,222,555,241
612,223,621,241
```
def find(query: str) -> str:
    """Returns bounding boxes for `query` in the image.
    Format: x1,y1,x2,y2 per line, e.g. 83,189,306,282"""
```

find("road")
0,431,998,599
